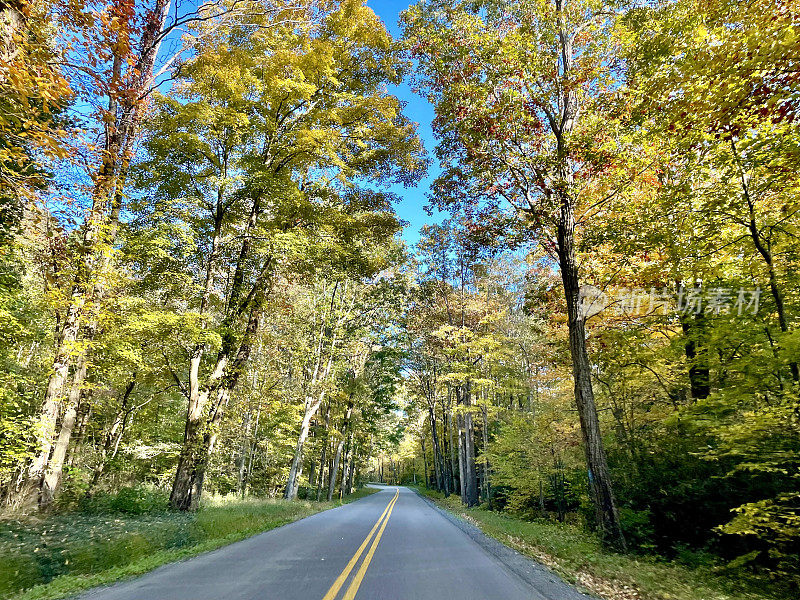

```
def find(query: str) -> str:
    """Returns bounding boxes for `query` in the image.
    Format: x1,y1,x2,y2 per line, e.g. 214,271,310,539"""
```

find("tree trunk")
172,293,263,510
316,447,327,501
11,301,83,509
328,403,352,499
456,409,467,500
421,433,430,489
557,196,626,550
459,385,479,507
191,385,233,504
346,447,357,495
481,403,491,508
285,286,342,500
40,351,89,507
731,139,798,383
90,375,136,489
463,410,478,506
285,399,317,500
171,190,269,510
237,409,252,496
308,459,316,490
446,399,457,494
242,405,260,497
680,308,710,400
340,433,352,499
315,403,330,501
327,438,344,501
427,403,445,493
170,382,214,510
539,476,546,515
67,399,92,467
176,215,226,502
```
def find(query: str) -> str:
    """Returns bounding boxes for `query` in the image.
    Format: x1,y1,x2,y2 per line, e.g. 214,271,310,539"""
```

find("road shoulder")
410,488,596,600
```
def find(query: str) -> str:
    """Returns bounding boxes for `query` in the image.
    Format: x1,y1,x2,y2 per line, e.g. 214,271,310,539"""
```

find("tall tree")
0,0,69,243
9,0,263,509
404,0,627,547
136,0,423,510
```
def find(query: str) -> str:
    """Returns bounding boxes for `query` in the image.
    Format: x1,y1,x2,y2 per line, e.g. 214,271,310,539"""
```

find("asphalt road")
80,485,593,600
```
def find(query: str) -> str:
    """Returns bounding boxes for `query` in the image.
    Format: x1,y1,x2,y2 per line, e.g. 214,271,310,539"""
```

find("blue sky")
367,1,444,247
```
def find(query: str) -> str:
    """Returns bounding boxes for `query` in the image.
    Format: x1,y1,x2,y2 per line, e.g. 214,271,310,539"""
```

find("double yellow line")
322,488,399,600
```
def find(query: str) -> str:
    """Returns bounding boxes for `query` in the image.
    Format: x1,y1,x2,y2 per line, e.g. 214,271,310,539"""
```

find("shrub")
79,485,170,515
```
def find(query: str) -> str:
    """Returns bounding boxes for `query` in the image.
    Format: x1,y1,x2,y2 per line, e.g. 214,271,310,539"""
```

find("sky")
366,1,444,247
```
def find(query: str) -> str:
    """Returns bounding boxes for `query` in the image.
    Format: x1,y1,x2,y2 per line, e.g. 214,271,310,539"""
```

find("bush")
718,492,800,587
78,485,170,514
619,507,657,553
109,486,170,514
673,545,718,570
53,466,92,511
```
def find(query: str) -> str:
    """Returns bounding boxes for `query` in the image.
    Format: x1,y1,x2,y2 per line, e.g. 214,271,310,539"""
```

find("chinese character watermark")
578,285,761,319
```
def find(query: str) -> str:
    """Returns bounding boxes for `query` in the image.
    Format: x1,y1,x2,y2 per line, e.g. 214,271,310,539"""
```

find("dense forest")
1,0,798,595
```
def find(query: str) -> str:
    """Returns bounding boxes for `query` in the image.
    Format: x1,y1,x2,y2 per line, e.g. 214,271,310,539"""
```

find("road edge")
410,488,597,600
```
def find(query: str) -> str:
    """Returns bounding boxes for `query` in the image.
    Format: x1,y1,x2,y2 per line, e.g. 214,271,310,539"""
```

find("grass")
415,487,790,600
0,487,378,600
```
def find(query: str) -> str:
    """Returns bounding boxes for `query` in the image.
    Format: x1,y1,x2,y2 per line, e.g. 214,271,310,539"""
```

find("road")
80,486,593,600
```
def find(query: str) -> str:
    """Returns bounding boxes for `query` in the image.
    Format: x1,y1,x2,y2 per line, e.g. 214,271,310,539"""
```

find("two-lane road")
81,486,593,600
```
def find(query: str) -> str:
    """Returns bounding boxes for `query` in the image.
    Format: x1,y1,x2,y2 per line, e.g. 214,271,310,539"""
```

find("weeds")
0,486,377,600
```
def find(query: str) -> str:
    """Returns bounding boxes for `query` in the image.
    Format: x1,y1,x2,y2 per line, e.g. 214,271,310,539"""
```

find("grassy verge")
415,487,788,600
0,488,378,600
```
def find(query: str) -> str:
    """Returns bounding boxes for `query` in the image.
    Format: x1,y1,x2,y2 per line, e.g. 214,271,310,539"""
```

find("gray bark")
557,201,625,549
40,352,89,507
327,438,344,501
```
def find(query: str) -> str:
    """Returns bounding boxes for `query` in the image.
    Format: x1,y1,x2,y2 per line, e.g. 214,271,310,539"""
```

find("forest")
1,0,798,598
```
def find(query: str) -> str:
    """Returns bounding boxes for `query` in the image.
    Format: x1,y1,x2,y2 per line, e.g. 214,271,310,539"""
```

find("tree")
403,0,627,548
619,0,800,574
134,0,424,509
0,0,70,243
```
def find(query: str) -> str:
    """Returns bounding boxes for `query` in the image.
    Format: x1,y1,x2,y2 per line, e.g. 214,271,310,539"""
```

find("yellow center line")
341,489,399,600
321,488,399,600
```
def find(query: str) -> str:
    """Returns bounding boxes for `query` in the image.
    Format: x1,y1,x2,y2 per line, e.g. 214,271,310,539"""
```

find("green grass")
415,487,790,600
0,487,378,600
